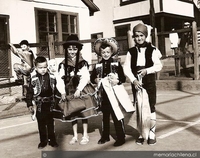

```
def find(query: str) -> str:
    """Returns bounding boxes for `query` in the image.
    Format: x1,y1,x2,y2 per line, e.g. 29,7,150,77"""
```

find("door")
0,16,10,78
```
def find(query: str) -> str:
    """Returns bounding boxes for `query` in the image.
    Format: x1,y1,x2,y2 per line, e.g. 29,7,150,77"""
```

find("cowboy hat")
93,38,119,56
63,34,83,50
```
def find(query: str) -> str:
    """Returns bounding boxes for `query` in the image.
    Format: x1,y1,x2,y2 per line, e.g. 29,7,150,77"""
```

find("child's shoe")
136,138,145,145
80,136,89,145
48,141,59,147
147,138,157,145
69,137,78,145
38,142,47,149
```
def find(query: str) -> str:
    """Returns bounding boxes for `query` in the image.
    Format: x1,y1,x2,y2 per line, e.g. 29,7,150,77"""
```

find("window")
90,33,103,63
115,25,130,55
37,10,58,43
91,32,103,52
61,14,78,41
35,9,78,55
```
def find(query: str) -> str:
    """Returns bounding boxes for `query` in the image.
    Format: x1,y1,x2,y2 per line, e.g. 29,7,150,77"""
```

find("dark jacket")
26,71,56,107
90,58,126,85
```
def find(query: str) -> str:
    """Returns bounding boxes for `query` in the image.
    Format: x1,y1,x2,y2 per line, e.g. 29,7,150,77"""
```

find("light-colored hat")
133,23,148,37
93,38,119,56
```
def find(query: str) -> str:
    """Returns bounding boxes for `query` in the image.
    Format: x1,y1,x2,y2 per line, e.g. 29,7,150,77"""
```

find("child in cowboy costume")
91,38,135,147
123,23,163,145
56,35,99,145
26,56,58,149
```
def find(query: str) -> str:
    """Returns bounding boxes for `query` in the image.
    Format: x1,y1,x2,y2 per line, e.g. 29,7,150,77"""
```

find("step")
123,79,200,92
156,79,200,91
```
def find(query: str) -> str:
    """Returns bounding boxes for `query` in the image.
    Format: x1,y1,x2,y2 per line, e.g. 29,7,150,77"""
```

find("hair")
19,40,29,46
35,56,47,66
64,43,82,51
99,43,113,52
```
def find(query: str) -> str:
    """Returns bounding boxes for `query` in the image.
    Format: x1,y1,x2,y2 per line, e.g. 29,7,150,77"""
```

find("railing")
156,21,199,80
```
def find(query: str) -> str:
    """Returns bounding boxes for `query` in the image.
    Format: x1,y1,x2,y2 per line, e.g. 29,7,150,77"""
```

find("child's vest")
30,71,56,97
95,61,119,78
128,44,156,82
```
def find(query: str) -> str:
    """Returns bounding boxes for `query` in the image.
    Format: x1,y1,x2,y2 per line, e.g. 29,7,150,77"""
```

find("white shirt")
123,46,163,83
56,64,90,95
169,32,179,48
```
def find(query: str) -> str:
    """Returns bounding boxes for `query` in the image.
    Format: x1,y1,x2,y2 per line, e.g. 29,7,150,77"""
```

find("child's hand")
61,93,66,101
95,78,101,84
74,89,81,98
133,79,143,90
28,106,34,113
108,73,119,86
110,78,119,86
137,69,147,78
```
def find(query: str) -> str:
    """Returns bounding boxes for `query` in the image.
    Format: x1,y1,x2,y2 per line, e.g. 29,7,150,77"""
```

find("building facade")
90,0,200,57
0,0,99,79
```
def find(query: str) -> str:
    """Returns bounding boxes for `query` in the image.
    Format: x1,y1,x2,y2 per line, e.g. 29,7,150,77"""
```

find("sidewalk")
0,86,29,119
0,86,200,158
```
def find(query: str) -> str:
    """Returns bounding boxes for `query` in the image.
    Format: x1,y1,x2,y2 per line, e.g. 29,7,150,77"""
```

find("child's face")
67,45,78,59
48,59,57,73
20,44,29,51
35,62,48,75
100,46,113,60
134,31,146,45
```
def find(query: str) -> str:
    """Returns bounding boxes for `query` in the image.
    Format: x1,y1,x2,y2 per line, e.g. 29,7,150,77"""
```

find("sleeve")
146,48,163,74
56,64,66,95
90,65,98,84
117,62,126,84
26,80,34,107
76,65,90,91
9,43,20,57
123,51,137,83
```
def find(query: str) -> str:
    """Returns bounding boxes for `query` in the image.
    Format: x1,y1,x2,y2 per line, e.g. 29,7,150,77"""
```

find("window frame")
35,8,79,55
115,24,131,55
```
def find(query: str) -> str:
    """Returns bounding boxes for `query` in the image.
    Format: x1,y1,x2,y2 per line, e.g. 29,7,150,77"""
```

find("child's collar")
101,57,113,62
136,42,149,52
136,41,148,48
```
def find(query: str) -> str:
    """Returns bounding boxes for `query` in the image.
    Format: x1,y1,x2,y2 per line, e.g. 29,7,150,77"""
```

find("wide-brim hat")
63,34,83,49
93,38,119,56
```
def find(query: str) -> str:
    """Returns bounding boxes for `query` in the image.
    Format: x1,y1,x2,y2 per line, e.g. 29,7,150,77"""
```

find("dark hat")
93,38,119,56
133,23,148,37
63,34,83,50
19,40,29,46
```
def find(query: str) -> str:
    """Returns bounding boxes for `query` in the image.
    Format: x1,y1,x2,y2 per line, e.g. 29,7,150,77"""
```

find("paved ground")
0,87,200,158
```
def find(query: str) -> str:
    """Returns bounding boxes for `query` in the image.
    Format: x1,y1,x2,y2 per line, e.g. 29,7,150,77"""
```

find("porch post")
192,21,199,80
127,30,134,48
48,35,55,59
149,0,155,45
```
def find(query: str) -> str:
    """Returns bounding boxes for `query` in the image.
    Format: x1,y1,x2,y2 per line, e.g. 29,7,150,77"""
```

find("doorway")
0,16,10,78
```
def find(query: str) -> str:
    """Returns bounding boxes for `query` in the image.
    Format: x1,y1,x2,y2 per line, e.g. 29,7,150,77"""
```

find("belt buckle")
36,97,41,102
42,97,49,102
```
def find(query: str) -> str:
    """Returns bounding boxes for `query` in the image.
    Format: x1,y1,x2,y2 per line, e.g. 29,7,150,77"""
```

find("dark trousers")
101,93,125,141
132,75,156,113
36,103,56,143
